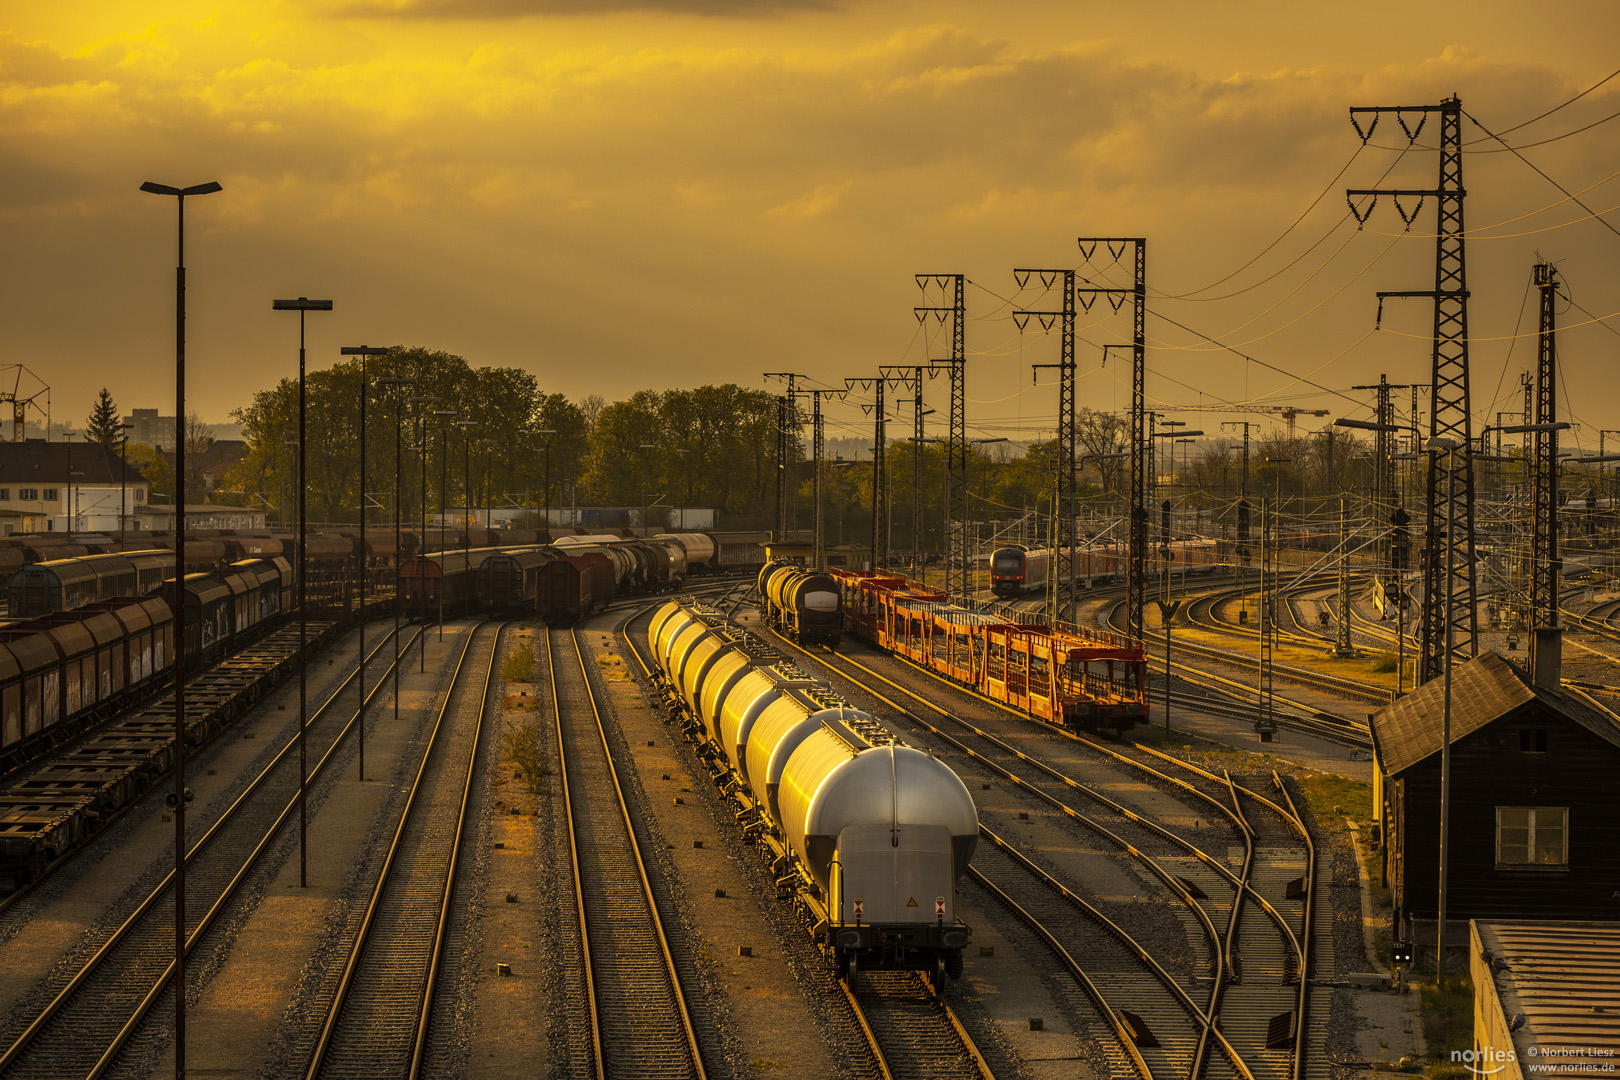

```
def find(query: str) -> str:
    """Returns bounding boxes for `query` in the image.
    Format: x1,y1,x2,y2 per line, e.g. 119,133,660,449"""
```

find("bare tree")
579,394,605,435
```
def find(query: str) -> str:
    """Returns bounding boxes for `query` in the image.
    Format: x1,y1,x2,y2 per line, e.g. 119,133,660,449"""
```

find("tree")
86,388,122,446
128,443,172,505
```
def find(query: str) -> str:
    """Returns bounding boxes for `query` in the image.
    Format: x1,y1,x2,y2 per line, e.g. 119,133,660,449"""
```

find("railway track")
774,631,1318,1080
303,621,503,1079
0,624,421,1080
839,972,993,1080
617,599,990,1080
547,623,706,1080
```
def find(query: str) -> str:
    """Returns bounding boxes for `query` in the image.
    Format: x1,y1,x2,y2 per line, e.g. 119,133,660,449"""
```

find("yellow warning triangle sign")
906,897,918,907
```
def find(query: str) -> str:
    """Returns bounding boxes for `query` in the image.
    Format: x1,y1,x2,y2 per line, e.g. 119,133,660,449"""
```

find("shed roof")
1474,920,1620,1069
1369,651,1620,776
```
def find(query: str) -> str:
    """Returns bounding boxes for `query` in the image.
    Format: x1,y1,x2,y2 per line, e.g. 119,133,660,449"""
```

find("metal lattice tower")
916,274,966,600
1530,262,1560,631
1349,96,1477,684
772,395,789,541
1259,498,1276,726
879,366,931,570
805,388,842,571
765,373,804,540
1014,268,1077,621
1335,498,1356,656
846,376,889,571
1352,375,1414,569
1076,239,1147,643
910,366,929,569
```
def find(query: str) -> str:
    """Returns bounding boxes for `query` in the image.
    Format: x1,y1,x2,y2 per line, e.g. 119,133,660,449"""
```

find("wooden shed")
1370,651,1620,949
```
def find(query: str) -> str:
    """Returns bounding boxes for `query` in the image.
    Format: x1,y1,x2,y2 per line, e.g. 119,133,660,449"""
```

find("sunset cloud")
1,7,1616,438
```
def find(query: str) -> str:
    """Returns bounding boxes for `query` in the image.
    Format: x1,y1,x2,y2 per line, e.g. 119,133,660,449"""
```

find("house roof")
1370,650,1620,776
0,440,145,486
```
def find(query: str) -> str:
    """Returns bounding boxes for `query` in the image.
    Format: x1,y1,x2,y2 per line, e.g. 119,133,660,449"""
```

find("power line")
1463,107,1620,243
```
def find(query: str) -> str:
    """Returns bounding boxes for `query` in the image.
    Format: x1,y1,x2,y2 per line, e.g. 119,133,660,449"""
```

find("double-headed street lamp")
379,376,417,726
272,296,333,895
341,345,390,783
141,175,221,1080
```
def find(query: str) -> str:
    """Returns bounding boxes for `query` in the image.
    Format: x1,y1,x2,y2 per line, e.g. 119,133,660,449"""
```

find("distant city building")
124,408,177,449
0,438,149,535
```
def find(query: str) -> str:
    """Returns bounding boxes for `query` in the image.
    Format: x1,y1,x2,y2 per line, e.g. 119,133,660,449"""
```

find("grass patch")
1370,651,1399,673
1293,772,1373,836
1421,974,1475,1066
502,646,536,684
749,1061,782,1074
501,718,550,795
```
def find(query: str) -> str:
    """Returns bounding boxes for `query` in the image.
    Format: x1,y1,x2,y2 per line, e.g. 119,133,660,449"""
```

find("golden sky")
4,1,1618,450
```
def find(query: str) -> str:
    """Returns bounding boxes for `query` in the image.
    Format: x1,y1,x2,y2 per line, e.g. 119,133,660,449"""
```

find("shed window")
1496,806,1567,867
1518,728,1548,752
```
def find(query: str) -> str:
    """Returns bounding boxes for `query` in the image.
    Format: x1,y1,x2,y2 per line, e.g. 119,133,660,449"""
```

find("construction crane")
0,365,49,442
1161,403,1330,440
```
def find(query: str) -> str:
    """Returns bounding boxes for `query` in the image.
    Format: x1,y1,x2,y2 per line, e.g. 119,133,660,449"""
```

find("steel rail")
302,620,497,1079
0,624,419,1080
621,602,986,1080
819,634,1322,1079
0,621,338,918
559,622,706,1080
775,633,1263,1080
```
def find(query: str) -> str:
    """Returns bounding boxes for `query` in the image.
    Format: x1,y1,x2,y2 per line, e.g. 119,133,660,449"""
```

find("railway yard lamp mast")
434,410,458,636
272,295,333,897
380,376,417,727
342,345,389,783
141,176,221,1080
456,420,477,547
410,395,437,669
536,429,556,536
118,423,134,549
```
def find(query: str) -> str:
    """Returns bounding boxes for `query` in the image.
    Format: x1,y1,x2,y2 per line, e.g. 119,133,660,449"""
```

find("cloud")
2,17,1615,424
334,0,842,18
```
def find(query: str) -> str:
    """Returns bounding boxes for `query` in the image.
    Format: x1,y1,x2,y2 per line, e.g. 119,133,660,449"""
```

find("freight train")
836,570,1149,734
648,599,976,982
990,538,1220,597
755,561,842,646
396,531,777,624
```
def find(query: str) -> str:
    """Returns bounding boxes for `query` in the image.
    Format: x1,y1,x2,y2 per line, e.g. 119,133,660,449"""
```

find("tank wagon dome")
648,599,979,890
778,741,977,895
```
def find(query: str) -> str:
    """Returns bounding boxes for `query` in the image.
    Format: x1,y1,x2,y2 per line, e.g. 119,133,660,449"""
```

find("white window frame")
1495,806,1569,868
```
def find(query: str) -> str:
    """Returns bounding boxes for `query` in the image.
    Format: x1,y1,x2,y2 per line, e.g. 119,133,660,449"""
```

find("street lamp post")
537,429,557,537
141,175,221,1080
380,377,417,729
272,296,334,894
342,346,390,784
458,420,476,548
63,429,74,544
434,410,457,636
407,395,437,639
118,424,134,548
639,444,658,535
